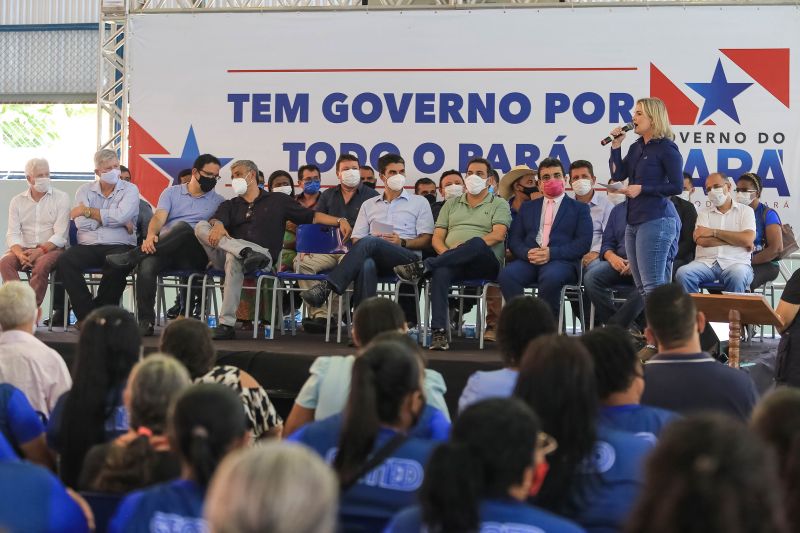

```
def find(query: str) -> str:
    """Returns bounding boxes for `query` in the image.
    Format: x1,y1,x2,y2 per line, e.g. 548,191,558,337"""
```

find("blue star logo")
147,126,233,180
687,60,752,124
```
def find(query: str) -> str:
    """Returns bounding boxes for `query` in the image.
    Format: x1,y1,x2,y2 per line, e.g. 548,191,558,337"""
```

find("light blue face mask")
303,180,321,195
488,185,496,195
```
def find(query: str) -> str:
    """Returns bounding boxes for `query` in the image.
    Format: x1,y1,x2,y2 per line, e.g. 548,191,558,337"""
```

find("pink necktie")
541,199,554,248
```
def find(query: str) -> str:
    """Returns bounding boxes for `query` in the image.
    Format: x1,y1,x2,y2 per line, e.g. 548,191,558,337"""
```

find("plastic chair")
525,265,586,335
421,278,496,349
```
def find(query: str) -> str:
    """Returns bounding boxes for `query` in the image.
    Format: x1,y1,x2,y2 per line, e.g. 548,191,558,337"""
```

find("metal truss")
97,7,127,160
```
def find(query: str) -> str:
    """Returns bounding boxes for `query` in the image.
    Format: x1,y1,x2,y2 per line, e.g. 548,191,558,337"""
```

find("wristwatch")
336,217,343,225
400,238,407,248
84,207,91,218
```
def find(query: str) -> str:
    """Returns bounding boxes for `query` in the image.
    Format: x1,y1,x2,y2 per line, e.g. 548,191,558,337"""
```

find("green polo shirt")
435,193,512,264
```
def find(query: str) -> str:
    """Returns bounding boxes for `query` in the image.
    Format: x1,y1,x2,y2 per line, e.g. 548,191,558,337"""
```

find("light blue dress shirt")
351,190,435,241
156,184,224,231
73,179,140,246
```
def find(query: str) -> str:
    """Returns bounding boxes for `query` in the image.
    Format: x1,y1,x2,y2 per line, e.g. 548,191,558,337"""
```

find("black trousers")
135,222,209,323
56,244,135,321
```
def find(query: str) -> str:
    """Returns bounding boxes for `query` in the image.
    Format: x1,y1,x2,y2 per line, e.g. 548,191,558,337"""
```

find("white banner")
127,7,799,227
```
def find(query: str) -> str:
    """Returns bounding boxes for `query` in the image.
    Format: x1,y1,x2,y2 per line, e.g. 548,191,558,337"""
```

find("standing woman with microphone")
608,97,683,301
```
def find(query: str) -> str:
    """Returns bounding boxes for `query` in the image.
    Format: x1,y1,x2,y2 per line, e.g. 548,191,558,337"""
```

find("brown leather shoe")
484,327,496,342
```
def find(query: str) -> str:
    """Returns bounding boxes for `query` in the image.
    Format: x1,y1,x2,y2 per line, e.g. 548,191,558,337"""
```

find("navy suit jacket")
508,195,593,266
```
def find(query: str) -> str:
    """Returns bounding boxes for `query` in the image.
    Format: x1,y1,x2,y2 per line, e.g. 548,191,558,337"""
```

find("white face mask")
708,187,729,207
607,192,626,206
464,175,487,195
386,175,406,192
679,191,692,202
273,185,293,195
571,179,593,197
33,177,51,193
99,168,120,185
340,168,361,188
231,177,248,196
736,191,754,205
444,184,464,200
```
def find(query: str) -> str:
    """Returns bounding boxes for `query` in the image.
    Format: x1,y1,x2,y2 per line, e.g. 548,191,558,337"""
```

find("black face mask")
521,185,538,196
423,193,436,206
363,181,376,189
198,176,217,193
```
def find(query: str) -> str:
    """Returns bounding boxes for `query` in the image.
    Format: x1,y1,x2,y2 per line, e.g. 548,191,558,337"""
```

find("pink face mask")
542,179,565,198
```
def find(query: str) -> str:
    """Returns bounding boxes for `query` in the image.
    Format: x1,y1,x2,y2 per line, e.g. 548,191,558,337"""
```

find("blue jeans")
499,258,578,318
326,236,418,307
425,237,500,330
675,261,754,293
583,260,636,326
625,216,678,297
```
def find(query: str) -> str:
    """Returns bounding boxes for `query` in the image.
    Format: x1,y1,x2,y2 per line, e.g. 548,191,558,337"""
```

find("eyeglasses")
245,203,255,220
736,188,757,194
199,171,220,180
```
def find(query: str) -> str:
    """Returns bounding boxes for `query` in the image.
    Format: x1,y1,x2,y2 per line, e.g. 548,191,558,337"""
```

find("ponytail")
421,443,482,532
188,426,217,487
92,433,160,493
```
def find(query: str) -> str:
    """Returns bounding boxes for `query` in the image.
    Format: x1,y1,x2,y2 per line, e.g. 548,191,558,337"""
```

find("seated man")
414,177,437,207
394,157,511,351
431,169,463,222
300,153,433,314
56,149,140,325
0,157,69,308
569,160,613,272
296,153,378,333
106,154,225,335
675,172,755,293
359,165,377,189
195,160,349,340
498,164,538,219
641,283,759,421
498,157,593,317
583,198,637,326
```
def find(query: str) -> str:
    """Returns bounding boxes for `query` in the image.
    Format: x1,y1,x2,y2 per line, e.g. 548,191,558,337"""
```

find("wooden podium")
690,293,784,368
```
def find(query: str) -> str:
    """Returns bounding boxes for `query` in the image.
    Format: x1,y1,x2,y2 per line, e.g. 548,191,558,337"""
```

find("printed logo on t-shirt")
481,523,546,533
151,512,206,533
579,441,616,474
325,449,424,491
634,431,658,445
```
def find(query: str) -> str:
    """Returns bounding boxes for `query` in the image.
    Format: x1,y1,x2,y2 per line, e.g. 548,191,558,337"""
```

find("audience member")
1,157,69,308
174,168,192,186
109,384,249,533
387,398,583,533
205,442,338,533
500,157,593,317
296,153,378,334
569,160,613,272
0,281,71,417
47,306,140,488
625,414,788,533
296,164,323,209
300,153,433,317
0,383,53,469
675,172,755,293
458,296,556,412
431,169,463,221
194,159,348,340
514,335,653,532
670,172,698,274
119,165,153,246
498,164,539,218
775,268,800,386
159,318,282,439
56,149,139,325
641,284,759,420
284,297,448,435
360,165,377,188
289,338,437,531
751,388,800,533
679,172,696,204
107,154,225,336
394,157,512,350
414,177,437,205
580,326,677,441
736,172,783,290
79,354,191,492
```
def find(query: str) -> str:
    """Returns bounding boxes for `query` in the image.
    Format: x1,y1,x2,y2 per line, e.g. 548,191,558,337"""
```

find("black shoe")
212,324,236,340
394,260,425,283
138,320,154,337
430,328,449,351
303,317,330,334
43,309,67,327
166,303,184,320
300,282,332,308
106,248,145,269
240,248,270,272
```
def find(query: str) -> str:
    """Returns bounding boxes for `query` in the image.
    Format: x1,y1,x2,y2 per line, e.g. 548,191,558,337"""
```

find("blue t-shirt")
46,391,128,452
753,203,781,254
157,184,224,231
0,432,18,461
0,459,89,533
0,384,45,453
570,424,653,533
599,404,677,444
109,479,205,533
458,368,518,413
289,414,439,531
387,499,586,533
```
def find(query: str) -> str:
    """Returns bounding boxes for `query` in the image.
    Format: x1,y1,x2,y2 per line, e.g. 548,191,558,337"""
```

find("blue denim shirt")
609,137,683,226
73,179,140,246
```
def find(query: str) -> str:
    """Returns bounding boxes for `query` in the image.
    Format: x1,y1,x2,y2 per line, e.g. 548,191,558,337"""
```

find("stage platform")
39,326,781,420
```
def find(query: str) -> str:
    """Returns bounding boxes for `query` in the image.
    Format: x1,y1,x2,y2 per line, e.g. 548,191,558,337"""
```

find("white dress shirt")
6,187,70,249
0,329,72,416
585,191,614,253
536,193,565,246
695,200,756,269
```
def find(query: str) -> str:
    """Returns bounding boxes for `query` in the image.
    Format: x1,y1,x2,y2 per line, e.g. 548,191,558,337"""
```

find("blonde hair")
206,442,338,533
637,97,674,141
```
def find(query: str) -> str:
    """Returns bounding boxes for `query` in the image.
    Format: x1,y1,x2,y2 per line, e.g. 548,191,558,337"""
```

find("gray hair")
0,282,37,330
128,354,192,433
24,158,49,178
94,148,119,169
205,442,338,533
231,159,258,177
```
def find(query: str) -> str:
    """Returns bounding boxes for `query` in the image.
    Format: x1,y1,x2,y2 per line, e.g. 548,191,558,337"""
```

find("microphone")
600,122,635,146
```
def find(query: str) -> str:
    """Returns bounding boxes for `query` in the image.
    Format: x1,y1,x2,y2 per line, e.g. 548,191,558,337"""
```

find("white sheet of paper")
371,221,395,236
602,181,625,191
